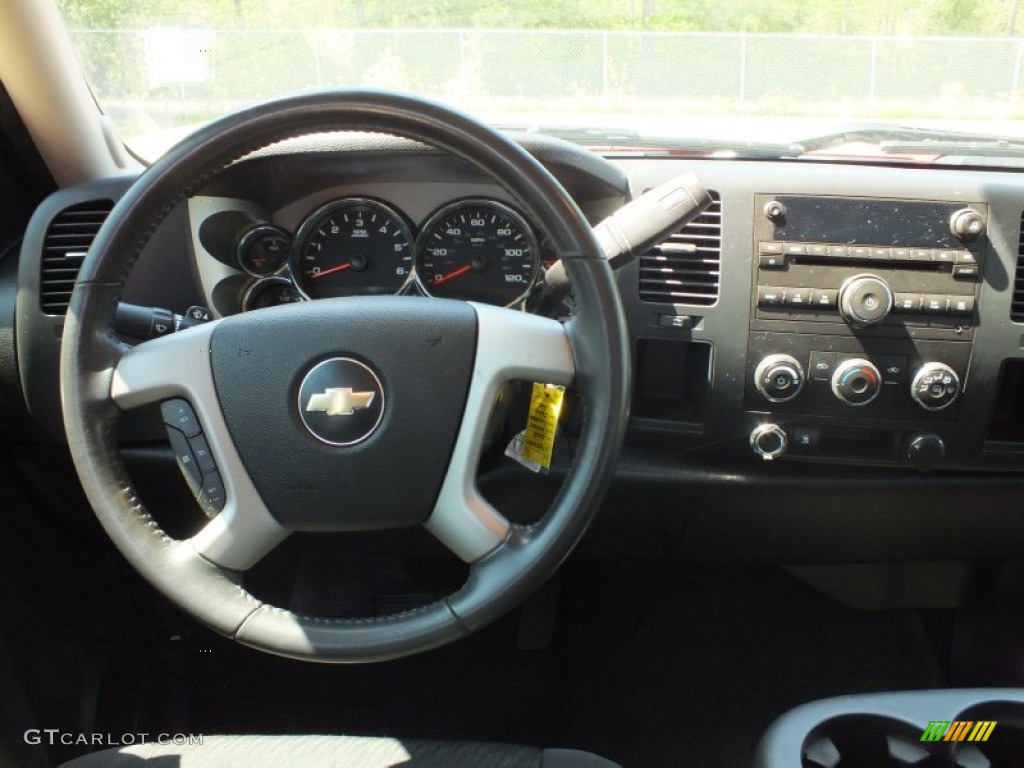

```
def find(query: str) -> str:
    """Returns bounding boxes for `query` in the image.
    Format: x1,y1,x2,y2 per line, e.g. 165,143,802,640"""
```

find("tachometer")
291,198,414,299
415,199,540,306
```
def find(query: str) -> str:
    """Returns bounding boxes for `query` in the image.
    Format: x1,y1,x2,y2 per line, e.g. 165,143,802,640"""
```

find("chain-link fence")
69,28,1024,136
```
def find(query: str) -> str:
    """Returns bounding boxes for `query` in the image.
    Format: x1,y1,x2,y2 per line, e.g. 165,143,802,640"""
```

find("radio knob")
838,274,893,328
911,362,961,411
831,358,882,406
750,424,788,461
949,207,985,241
754,354,805,403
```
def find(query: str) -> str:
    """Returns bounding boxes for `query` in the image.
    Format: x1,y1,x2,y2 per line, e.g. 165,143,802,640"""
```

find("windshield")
58,0,1024,166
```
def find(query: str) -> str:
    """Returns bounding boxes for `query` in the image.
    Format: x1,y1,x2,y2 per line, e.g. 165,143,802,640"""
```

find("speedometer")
415,199,540,306
291,198,414,299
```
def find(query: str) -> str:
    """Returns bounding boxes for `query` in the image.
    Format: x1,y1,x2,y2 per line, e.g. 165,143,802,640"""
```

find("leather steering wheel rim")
60,89,630,662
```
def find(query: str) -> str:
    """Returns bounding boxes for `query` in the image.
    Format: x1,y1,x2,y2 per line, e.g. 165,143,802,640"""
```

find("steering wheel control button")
754,354,805,403
196,471,227,517
831,358,882,406
188,434,217,474
838,274,893,327
166,426,202,494
161,398,201,437
750,424,788,461
298,357,385,446
911,363,961,411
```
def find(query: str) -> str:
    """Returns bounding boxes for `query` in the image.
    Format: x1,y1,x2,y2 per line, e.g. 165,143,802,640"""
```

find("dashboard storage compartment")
632,339,711,425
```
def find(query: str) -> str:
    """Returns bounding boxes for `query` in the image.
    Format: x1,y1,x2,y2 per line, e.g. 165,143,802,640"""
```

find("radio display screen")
772,196,970,248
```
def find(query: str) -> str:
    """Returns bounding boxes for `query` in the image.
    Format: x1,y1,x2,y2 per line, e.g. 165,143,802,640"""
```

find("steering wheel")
60,90,630,662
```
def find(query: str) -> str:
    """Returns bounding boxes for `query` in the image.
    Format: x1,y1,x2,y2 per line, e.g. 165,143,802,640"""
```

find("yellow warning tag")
519,383,565,470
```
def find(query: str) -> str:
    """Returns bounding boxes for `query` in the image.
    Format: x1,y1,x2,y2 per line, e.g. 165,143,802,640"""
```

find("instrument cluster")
235,196,542,311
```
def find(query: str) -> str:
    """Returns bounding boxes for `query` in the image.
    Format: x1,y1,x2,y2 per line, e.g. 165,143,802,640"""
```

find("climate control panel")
745,332,970,419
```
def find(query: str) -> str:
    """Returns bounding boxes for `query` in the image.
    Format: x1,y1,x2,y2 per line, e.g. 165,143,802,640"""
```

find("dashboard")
13,133,1024,482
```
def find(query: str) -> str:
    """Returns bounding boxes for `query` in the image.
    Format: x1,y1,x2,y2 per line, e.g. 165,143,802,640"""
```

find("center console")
754,689,1024,768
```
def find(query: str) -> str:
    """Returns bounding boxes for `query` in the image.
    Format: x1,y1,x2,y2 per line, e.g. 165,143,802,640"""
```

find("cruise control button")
759,253,786,269
188,434,217,474
948,295,975,315
166,426,202,494
893,293,923,313
808,351,837,381
161,398,201,437
196,472,226,517
757,286,786,308
810,288,838,310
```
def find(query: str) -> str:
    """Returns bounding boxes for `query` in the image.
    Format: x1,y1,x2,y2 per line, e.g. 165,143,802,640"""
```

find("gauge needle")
431,264,473,286
310,262,352,279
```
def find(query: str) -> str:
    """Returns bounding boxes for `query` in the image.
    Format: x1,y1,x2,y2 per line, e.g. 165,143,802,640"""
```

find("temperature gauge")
237,225,291,277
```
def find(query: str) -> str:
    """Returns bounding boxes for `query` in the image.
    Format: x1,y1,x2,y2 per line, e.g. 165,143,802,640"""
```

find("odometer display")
416,200,540,306
292,198,414,299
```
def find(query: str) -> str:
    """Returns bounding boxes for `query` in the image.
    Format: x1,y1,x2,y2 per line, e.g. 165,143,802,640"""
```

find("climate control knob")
838,274,893,328
831,358,882,406
754,354,805,403
911,362,961,411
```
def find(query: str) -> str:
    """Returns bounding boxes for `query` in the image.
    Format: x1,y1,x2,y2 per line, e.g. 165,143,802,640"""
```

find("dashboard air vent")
1014,211,1024,322
639,191,721,305
40,199,115,315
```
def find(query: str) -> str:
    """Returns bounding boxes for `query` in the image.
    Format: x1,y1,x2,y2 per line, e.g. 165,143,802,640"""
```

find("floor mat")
556,564,946,768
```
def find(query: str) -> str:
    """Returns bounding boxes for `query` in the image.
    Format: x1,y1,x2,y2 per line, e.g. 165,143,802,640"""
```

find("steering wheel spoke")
425,304,574,562
111,324,289,571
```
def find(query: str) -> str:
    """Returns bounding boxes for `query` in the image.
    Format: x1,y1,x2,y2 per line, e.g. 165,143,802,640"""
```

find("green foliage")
56,0,1023,35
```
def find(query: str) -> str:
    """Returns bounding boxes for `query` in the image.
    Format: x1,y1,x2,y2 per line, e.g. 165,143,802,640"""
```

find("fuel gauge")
237,224,291,277
241,277,303,311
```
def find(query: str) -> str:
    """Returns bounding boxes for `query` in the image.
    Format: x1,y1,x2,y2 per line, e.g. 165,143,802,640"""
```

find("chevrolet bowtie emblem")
305,387,376,416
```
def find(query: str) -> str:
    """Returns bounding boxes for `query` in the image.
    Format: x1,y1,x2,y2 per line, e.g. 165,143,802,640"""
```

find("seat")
59,734,621,767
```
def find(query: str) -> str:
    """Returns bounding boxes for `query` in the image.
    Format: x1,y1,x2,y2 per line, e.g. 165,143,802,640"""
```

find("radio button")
933,249,956,264
909,249,935,262
870,247,891,260
827,245,849,258
839,274,894,327
922,294,950,314
808,351,837,381
784,243,807,256
893,293,923,313
807,243,829,257
759,253,786,269
757,286,786,308
849,246,871,259
758,241,784,254
952,264,980,280
891,248,912,261
785,288,811,308
955,250,979,265
810,288,838,309
948,295,975,316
